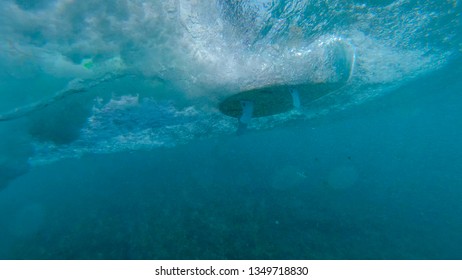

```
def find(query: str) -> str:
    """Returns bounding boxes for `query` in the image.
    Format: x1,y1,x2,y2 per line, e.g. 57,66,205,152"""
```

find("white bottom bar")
0,260,461,280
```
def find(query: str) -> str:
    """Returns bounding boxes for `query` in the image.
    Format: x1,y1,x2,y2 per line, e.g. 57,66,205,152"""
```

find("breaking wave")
0,0,460,166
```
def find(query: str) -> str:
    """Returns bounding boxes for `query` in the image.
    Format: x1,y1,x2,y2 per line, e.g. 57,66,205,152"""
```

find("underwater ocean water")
0,0,461,259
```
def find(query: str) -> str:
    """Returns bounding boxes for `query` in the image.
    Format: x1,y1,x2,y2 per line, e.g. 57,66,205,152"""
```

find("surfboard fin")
237,100,254,134
290,88,301,109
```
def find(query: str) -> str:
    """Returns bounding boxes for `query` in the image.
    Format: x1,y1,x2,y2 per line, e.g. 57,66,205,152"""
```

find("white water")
0,0,460,166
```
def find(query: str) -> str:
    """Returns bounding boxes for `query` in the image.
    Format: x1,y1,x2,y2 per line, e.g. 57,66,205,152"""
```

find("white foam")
0,0,459,163
0,0,456,97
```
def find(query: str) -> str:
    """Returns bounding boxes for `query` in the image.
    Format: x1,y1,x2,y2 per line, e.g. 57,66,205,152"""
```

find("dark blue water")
0,0,461,259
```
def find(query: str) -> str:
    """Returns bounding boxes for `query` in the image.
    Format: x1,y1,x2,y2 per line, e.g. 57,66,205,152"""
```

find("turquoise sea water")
0,0,461,259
